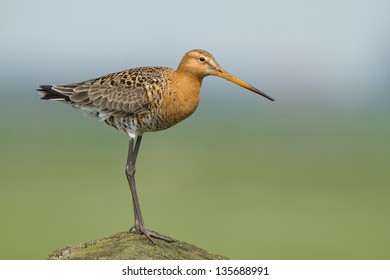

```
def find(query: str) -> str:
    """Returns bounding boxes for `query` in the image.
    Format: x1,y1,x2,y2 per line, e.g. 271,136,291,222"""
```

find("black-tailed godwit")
38,49,274,244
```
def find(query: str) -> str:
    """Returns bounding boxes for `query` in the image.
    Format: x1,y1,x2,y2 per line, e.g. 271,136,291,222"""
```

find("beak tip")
255,89,275,102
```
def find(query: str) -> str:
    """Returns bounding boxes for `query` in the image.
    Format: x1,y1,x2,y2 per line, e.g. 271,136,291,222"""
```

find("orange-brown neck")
160,69,203,127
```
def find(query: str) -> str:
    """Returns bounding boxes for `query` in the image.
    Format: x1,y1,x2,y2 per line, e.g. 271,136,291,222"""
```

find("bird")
37,49,274,244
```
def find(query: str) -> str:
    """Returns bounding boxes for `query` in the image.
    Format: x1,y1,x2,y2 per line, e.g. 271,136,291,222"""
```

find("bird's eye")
199,56,205,62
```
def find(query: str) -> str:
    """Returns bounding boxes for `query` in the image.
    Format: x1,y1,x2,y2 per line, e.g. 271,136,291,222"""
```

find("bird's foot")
129,226,175,245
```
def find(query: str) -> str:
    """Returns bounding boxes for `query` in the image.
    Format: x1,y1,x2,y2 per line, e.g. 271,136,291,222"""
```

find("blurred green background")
1,0,389,259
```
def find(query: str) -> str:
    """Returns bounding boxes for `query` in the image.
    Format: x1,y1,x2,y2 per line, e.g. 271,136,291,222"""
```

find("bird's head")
177,49,274,101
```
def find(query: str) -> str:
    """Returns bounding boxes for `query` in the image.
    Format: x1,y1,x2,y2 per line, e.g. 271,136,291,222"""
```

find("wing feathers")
37,67,171,117
39,83,152,115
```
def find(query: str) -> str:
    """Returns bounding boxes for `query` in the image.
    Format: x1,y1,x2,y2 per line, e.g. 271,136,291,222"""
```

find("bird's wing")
44,82,155,115
38,67,172,116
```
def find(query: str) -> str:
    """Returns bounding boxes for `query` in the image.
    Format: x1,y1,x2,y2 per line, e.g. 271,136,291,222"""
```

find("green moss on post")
47,232,228,260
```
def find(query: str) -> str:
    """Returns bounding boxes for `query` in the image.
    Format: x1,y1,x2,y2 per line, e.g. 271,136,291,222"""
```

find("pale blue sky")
1,0,389,107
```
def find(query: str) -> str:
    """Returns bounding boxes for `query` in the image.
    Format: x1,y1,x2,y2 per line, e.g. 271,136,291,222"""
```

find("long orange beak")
213,68,274,101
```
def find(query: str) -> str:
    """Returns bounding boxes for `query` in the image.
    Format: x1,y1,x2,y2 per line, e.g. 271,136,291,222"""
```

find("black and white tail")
37,85,70,101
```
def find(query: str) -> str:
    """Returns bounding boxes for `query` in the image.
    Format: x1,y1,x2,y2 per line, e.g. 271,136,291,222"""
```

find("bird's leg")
125,136,174,244
128,136,143,231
